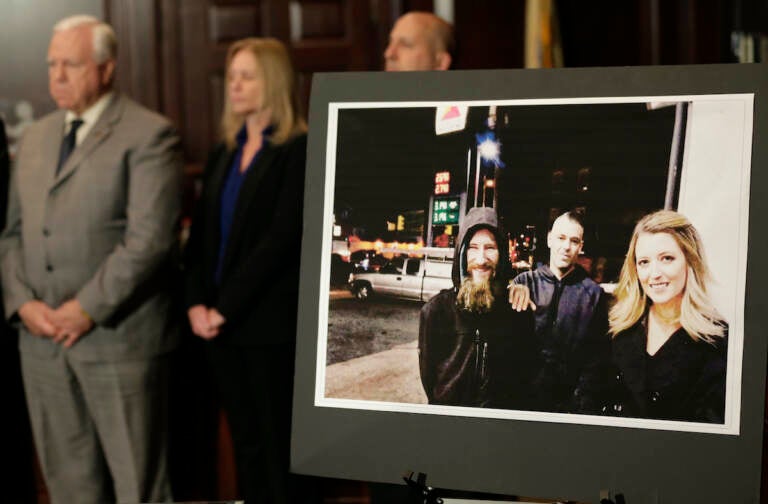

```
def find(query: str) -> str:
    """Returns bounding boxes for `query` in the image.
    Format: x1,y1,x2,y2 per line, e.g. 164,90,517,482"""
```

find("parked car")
348,253,453,302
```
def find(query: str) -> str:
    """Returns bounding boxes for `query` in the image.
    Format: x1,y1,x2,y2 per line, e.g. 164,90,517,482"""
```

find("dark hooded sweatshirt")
418,208,538,408
512,264,610,413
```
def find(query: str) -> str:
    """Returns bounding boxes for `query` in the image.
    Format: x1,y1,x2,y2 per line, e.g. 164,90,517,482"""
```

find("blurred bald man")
384,11,454,71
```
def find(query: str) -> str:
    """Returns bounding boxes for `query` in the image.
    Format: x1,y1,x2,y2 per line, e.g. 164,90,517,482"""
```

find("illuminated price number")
434,171,450,195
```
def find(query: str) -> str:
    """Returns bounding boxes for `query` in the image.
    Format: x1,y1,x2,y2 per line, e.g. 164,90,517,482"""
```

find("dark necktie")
56,118,84,175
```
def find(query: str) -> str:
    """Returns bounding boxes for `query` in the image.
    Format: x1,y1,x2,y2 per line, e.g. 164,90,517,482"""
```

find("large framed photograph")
292,65,768,503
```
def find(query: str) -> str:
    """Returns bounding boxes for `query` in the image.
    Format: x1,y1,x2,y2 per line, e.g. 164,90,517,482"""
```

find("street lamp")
478,136,500,162
473,131,504,207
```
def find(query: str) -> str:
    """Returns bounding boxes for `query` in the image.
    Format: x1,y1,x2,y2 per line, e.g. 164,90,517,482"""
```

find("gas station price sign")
432,196,460,224
434,171,450,195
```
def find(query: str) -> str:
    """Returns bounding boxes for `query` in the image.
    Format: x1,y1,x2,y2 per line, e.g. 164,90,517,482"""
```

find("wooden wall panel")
159,0,183,130
178,1,213,163
208,4,261,42
299,1,345,38
209,74,225,142
105,0,162,110
453,1,525,69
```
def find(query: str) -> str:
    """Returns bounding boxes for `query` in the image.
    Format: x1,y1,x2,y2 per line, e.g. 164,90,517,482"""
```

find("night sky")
333,107,471,230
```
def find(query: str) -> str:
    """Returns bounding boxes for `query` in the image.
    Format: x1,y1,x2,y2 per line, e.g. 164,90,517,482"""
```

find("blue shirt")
215,125,270,284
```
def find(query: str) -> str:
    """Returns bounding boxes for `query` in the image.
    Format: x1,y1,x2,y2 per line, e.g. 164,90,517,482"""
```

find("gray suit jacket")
0,93,182,362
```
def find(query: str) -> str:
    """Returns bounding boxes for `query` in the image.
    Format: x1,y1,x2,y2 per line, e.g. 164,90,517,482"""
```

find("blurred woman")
184,38,310,502
608,210,728,423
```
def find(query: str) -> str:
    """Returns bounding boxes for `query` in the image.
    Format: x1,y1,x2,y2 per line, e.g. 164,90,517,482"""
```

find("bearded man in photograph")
419,207,537,408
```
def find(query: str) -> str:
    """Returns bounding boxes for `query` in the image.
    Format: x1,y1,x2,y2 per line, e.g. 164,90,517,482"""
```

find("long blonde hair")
220,37,306,148
608,210,725,342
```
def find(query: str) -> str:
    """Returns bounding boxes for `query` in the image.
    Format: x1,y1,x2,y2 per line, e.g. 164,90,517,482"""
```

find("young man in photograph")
511,210,610,413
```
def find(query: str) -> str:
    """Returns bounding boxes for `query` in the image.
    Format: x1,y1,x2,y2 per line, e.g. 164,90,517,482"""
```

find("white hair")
53,14,117,64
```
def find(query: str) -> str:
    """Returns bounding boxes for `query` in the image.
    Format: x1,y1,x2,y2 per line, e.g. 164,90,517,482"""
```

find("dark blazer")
609,319,728,423
184,133,307,346
419,289,538,409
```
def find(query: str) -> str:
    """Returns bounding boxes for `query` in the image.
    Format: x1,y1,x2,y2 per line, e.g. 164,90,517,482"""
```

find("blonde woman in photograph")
607,210,728,423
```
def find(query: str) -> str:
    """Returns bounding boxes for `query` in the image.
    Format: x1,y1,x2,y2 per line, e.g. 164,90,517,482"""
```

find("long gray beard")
456,277,495,314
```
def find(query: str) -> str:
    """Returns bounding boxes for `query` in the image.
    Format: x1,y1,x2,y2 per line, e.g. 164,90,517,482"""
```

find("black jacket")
419,289,537,408
418,207,538,408
184,133,307,345
607,319,728,423
512,264,610,413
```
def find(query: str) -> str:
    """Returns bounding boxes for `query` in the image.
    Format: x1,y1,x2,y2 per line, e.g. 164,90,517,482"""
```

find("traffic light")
397,214,405,231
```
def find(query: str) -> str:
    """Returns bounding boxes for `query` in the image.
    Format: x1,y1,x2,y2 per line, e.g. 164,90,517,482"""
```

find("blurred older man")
384,11,454,71
0,14,181,503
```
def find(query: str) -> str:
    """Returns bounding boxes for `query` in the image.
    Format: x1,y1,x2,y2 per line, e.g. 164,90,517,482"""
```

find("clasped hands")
188,304,226,340
18,299,94,348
